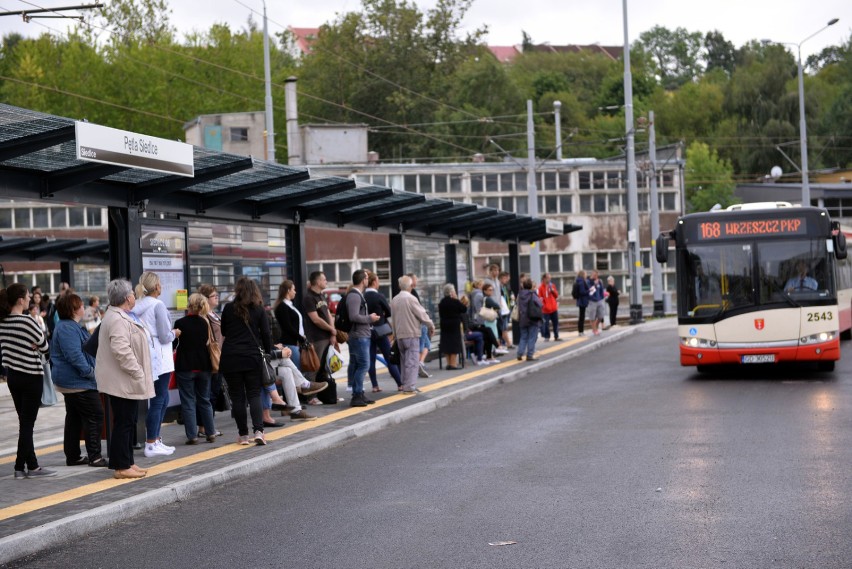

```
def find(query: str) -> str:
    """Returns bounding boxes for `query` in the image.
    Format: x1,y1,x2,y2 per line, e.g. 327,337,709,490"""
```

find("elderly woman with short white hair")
389,276,435,393
96,279,155,479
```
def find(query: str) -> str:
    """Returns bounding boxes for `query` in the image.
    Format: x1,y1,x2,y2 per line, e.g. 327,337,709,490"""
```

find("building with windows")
309,154,684,299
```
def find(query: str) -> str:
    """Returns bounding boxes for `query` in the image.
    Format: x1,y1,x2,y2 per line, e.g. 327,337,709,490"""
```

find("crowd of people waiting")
0,263,622,480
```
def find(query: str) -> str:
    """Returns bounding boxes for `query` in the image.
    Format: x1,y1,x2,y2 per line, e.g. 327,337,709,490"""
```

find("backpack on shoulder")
571,281,580,300
334,290,366,333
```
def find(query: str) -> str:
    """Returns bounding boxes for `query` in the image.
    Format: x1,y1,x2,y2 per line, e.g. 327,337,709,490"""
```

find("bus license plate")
742,354,775,364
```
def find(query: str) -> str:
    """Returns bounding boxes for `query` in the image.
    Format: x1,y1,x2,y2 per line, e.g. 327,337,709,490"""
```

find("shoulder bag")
205,318,221,373
244,318,276,387
300,341,321,373
478,305,498,322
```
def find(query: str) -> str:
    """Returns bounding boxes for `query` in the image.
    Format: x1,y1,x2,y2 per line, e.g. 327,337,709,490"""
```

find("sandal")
372,387,383,393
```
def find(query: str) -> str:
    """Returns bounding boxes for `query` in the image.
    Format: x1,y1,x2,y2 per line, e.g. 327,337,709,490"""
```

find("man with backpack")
339,269,380,407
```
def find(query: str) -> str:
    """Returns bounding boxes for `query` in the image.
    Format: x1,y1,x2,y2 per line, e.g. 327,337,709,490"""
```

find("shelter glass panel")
51,208,66,228
32,208,48,228
404,237,445,325
14,208,30,229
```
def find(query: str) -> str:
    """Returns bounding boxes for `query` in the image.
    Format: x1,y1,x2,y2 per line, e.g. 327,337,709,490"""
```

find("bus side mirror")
655,233,670,264
834,232,847,260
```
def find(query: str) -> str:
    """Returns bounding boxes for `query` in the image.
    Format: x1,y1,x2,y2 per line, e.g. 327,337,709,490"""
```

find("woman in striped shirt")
0,283,55,479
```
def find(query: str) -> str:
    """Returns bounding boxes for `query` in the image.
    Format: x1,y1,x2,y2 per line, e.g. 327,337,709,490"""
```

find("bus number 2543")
807,312,833,322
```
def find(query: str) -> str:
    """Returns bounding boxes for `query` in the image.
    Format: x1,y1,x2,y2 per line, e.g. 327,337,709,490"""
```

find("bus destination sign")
695,217,808,240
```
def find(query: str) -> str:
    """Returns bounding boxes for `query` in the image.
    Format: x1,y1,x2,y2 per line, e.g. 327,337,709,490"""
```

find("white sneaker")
476,359,490,366
487,358,501,363
157,439,175,452
418,363,431,378
144,442,173,457
494,348,509,355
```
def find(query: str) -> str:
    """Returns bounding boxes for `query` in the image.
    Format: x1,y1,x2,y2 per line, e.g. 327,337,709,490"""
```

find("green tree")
685,141,736,212
298,0,487,160
703,30,736,76
636,25,704,89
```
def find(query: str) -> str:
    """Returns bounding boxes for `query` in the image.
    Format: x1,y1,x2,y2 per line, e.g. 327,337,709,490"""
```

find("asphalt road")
6,328,852,569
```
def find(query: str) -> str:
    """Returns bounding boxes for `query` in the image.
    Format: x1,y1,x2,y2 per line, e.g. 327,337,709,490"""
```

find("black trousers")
63,390,104,463
225,369,264,436
608,301,619,327
7,369,43,472
578,306,587,334
108,395,139,471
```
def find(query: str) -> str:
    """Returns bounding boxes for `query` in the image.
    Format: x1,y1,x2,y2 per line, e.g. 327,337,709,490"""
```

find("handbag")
205,319,221,373
389,340,401,366
499,295,510,316
478,305,498,322
300,341,321,373
335,330,349,344
373,321,392,337
510,303,519,321
326,344,345,374
243,318,276,387
40,355,58,406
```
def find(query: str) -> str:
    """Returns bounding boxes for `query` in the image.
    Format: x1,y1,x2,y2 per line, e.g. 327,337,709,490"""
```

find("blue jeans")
347,336,370,396
517,325,539,358
370,333,402,388
465,331,484,361
146,372,171,441
176,371,215,441
540,311,559,340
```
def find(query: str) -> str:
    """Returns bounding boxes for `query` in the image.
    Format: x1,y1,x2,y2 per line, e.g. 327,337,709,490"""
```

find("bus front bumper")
680,338,840,366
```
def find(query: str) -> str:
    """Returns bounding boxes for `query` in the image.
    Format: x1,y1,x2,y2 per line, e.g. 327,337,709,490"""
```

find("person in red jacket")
537,273,562,341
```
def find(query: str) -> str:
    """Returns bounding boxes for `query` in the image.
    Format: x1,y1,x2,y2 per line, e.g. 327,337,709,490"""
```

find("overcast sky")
0,0,849,61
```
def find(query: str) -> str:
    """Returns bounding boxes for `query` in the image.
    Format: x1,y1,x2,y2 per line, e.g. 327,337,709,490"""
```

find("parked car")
323,288,347,315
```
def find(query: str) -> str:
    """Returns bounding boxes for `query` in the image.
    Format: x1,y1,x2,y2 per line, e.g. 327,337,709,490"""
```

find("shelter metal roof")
0,236,109,263
0,104,580,244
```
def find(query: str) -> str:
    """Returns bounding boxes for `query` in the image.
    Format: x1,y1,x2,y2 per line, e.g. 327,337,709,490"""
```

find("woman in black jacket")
220,277,286,446
174,293,218,445
364,271,401,392
273,280,304,369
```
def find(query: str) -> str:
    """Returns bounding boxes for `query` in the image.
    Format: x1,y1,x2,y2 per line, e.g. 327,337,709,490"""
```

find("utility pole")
622,0,643,324
527,99,541,285
648,111,664,317
554,100,562,161
262,1,275,162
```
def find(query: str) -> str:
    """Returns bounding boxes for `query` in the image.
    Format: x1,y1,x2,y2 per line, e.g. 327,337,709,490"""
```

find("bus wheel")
696,365,712,374
841,328,851,341
817,361,836,372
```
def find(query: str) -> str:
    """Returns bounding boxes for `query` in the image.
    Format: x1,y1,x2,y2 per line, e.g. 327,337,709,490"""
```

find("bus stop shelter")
0,103,582,296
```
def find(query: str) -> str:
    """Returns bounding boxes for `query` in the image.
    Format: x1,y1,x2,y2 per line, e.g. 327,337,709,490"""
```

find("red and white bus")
656,202,851,371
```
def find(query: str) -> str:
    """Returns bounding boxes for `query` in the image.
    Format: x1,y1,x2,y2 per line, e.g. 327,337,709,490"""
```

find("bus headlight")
799,331,837,345
681,337,717,348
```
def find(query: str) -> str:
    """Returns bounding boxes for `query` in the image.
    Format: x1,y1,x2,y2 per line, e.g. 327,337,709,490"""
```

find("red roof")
487,45,521,63
288,26,319,56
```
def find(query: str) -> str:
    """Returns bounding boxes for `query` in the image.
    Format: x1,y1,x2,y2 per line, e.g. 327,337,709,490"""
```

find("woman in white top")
132,271,181,458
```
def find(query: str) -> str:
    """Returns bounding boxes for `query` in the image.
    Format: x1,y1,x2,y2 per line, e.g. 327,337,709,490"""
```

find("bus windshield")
681,238,836,320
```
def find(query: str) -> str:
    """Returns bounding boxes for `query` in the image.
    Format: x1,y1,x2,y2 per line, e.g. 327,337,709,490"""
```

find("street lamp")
791,18,838,206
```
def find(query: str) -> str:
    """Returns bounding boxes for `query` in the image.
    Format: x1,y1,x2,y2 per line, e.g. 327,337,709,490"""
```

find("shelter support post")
287,223,308,308
508,242,521,345
107,207,142,283
390,234,405,297
444,243,458,290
